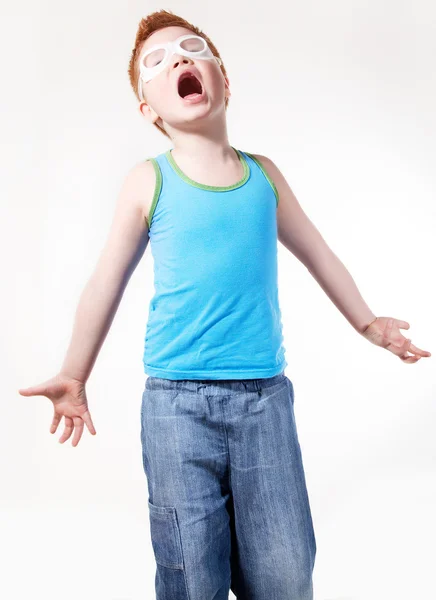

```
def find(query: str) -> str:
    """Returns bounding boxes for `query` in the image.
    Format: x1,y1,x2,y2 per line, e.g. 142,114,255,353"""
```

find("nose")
171,54,194,71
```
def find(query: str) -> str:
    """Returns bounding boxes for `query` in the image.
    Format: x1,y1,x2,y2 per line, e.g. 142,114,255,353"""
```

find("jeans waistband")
145,370,286,395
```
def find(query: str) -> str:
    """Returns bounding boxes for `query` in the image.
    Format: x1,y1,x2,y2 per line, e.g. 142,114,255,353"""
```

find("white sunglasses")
137,34,222,101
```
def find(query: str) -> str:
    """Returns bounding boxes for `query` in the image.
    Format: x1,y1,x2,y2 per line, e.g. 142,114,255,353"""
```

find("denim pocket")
148,499,185,570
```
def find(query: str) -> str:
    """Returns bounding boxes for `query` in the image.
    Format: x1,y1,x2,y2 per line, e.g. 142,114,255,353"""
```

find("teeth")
180,71,191,80
181,73,197,84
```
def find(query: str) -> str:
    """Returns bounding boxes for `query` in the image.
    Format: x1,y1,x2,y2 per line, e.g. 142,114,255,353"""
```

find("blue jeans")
140,371,316,600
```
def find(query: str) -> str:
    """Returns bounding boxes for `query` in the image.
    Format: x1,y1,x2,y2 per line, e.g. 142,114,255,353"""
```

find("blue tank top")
142,147,287,380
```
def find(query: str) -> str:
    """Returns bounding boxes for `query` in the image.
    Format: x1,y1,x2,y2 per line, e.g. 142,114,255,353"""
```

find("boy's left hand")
361,317,431,363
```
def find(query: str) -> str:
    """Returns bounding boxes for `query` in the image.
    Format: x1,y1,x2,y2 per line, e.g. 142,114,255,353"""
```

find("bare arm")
59,160,155,383
252,153,376,335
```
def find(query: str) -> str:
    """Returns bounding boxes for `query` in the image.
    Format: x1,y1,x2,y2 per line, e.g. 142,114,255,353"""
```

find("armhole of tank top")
243,151,279,208
145,157,162,227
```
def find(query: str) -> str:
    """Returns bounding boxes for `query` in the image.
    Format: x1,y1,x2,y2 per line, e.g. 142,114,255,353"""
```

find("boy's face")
138,26,230,132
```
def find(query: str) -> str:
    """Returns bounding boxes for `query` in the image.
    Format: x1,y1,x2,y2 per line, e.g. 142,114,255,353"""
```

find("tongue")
184,92,201,99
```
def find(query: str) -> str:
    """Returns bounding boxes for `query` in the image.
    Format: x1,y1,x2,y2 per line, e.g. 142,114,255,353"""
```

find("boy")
18,9,431,600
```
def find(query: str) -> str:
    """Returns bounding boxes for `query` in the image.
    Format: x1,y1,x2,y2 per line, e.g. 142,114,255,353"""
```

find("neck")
165,112,233,163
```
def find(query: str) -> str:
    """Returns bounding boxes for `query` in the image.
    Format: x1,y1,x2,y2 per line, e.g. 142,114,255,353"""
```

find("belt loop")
196,382,206,394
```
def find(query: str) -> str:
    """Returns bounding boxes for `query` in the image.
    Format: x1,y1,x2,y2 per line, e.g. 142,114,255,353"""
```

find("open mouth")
178,71,204,99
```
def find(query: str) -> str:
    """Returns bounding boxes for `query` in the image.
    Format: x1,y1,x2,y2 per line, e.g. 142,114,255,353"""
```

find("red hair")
127,9,230,140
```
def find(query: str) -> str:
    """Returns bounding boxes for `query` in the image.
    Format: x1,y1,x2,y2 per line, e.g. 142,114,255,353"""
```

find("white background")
1,1,435,599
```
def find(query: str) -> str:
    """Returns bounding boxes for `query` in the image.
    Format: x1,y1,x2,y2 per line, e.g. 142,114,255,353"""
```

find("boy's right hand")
18,373,97,447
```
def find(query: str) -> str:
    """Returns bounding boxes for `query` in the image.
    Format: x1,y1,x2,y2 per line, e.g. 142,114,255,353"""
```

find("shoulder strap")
243,152,279,207
145,157,163,226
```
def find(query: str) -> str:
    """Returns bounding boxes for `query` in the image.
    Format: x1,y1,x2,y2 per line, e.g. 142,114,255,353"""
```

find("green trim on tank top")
165,146,250,192
243,152,279,207
145,157,162,228
145,148,279,227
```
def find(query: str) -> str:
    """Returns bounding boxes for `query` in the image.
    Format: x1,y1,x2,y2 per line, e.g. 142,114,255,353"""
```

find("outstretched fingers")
18,383,48,397
71,417,85,447
82,411,97,436
56,411,97,446
50,412,62,434
58,416,74,444
382,319,431,362
408,341,431,357
387,337,420,363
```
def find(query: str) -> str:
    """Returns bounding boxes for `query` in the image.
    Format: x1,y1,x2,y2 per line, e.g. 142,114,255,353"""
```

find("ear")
224,76,231,99
139,100,162,125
